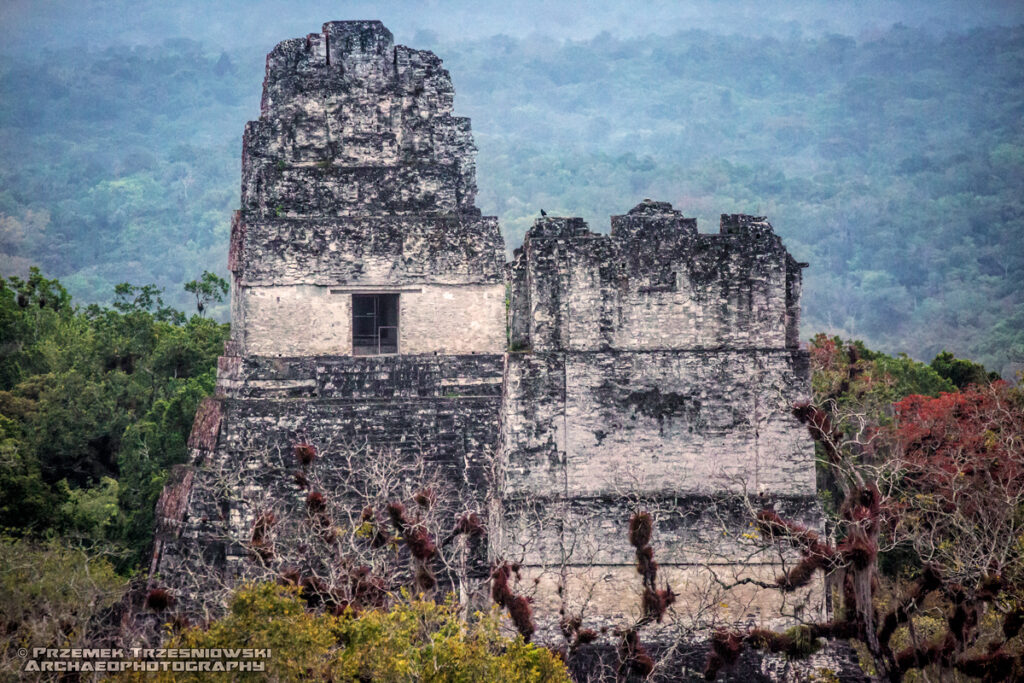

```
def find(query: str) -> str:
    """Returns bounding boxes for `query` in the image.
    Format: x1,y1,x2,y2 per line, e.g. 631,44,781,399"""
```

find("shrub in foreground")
128,583,569,682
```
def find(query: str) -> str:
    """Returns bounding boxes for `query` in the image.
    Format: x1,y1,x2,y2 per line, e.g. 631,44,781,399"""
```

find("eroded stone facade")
151,20,845,680
152,20,505,600
229,20,504,358
496,203,822,637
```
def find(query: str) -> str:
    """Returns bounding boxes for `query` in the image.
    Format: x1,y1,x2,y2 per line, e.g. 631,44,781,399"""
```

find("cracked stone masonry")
149,20,861,681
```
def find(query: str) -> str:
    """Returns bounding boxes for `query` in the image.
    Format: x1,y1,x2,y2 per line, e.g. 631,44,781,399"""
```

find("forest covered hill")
0,23,1022,373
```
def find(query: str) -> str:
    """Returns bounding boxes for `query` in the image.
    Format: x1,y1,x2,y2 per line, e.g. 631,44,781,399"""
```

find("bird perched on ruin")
540,209,547,216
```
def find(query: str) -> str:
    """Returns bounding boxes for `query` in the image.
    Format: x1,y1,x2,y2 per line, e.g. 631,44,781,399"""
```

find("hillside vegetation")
0,25,1021,370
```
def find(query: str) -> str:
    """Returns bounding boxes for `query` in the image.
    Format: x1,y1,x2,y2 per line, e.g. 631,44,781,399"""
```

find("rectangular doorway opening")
352,294,399,355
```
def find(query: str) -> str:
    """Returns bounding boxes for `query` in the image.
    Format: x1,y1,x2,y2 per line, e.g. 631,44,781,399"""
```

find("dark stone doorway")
352,293,399,355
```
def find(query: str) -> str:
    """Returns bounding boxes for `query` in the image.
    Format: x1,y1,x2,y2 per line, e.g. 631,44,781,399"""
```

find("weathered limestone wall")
509,205,804,353
502,350,813,498
231,215,503,285
215,353,503,400
153,21,505,603
235,282,504,356
227,20,504,358
493,494,827,639
498,200,821,631
153,354,502,605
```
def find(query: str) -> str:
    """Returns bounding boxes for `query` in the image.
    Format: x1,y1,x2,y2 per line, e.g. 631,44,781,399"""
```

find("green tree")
0,269,228,568
0,268,71,387
134,584,570,683
0,414,57,532
929,350,999,389
809,333,956,412
112,282,184,324
183,271,228,317
0,537,126,680
57,475,120,537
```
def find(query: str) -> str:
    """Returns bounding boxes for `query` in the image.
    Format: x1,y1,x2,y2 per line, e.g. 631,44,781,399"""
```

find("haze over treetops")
0,1,1022,373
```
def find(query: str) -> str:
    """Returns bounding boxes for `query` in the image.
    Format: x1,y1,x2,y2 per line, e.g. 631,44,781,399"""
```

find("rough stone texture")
566,639,866,682
152,21,505,602
229,20,504,358
497,201,822,634
216,353,503,400
233,215,502,285
152,356,502,595
508,204,804,354
151,21,849,681
502,350,813,498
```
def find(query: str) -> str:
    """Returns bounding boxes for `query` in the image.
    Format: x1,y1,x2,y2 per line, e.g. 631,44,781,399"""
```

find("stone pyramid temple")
151,21,826,652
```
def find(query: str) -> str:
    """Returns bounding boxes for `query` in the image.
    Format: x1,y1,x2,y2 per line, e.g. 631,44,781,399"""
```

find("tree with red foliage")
385,499,440,594
293,442,317,466
892,381,1024,589
612,511,675,680
628,511,677,626
705,348,1024,682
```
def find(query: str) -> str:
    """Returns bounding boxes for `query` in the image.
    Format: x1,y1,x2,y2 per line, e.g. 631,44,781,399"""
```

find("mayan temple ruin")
150,20,855,678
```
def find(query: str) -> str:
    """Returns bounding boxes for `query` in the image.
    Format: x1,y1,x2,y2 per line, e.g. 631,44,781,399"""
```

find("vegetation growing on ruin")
703,335,1024,682
1,13,1022,676
1,269,1015,679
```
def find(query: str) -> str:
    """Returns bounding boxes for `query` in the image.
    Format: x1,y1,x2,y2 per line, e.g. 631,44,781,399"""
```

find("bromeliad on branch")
706,345,1024,682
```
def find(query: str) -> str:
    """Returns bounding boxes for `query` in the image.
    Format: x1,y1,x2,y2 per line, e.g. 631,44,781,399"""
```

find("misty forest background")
1,4,1024,675
0,1,1022,566
1,2,1022,376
